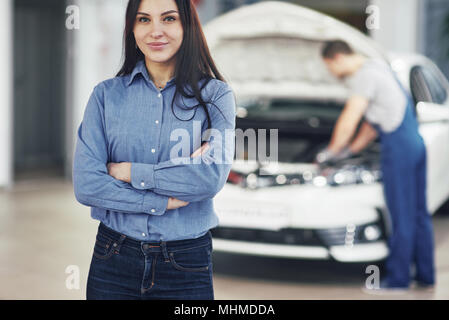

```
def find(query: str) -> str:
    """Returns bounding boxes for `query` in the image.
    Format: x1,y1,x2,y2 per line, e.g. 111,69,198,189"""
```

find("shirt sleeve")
130,83,236,203
346,66,377,100
72,83,169,215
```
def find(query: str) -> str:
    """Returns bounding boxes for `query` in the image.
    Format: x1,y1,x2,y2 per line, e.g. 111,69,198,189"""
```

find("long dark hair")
116,0,226,134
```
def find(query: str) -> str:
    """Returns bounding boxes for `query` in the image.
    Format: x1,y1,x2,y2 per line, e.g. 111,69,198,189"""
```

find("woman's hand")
190,142,210,158
107,162,131,183
167,197,189,210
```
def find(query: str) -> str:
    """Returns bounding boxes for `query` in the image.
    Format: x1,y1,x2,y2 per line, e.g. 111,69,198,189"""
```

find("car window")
410,66,433,104
411,65,448,104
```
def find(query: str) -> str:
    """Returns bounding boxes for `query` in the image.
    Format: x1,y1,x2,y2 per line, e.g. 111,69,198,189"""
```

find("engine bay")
229,98,382,188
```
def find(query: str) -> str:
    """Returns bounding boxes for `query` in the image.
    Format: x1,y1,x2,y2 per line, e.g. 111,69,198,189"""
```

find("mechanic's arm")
348,121,378,154
72,84,170,215
328,95,369,154
123,87,236,203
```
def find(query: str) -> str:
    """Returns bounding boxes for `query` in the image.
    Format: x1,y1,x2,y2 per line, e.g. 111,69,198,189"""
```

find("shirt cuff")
131,163,156,190
142,192,169,216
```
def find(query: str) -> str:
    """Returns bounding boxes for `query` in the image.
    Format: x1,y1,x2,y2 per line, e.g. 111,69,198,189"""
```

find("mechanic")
316,40,435,291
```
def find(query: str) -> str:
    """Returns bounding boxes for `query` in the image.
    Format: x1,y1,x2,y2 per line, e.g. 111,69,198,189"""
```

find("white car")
204,2,449,262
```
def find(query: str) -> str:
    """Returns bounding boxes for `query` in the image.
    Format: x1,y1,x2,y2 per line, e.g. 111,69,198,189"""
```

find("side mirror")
416,101,449,123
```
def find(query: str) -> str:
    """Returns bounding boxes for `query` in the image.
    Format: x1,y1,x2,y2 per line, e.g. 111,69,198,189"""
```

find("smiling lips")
148,42,168,50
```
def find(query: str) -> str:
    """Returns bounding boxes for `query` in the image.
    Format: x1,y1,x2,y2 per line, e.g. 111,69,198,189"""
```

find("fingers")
190,142,210,158
315,148,334,165
167,197,190,210
190,143,208,158
175,198,189,207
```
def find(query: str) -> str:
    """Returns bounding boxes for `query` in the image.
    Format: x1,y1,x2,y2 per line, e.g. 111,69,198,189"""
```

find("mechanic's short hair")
321,40,354,59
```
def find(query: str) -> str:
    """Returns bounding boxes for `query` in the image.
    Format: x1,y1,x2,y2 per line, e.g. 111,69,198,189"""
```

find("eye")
164,16,176,22
138,17,150,23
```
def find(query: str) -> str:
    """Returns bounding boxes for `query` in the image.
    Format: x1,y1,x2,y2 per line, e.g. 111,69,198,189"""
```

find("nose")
149,20,164,39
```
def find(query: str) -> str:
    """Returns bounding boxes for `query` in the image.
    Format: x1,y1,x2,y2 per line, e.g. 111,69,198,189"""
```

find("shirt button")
158,93,162,98
155,120,159,124
151,148,156,153
142,233,146,237
140,182,145,187
151,209,156,213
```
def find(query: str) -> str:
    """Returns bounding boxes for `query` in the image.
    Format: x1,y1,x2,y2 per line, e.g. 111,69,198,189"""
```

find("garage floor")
1,179,448,300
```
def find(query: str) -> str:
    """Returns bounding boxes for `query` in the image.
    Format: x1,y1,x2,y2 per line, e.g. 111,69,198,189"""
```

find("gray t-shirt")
345,59,407,133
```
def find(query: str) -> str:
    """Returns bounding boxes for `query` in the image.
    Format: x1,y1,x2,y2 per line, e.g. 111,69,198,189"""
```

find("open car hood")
204,1,388,100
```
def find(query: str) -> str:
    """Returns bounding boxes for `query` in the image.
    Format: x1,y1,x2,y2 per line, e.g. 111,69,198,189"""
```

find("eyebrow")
136,10,178,16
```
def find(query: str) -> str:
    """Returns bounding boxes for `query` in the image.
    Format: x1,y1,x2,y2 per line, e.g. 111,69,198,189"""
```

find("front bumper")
210,222,389,262
212,238,388,262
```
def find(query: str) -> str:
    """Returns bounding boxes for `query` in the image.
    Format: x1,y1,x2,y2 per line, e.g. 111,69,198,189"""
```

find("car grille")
315,227,356,246
211,223,385,247
210,227,323,246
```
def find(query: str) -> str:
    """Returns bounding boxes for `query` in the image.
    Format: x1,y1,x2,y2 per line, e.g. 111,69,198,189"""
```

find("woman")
73,0,236,300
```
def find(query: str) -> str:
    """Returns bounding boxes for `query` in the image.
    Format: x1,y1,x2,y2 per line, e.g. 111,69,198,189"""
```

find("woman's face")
133,0,184,65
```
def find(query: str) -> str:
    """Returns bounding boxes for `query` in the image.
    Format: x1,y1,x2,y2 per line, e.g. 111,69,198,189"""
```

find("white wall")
369,0,420,53
67,0,128,179
0,0,12,188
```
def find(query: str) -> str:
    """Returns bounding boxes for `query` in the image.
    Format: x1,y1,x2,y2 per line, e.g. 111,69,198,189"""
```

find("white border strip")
0,0,13,188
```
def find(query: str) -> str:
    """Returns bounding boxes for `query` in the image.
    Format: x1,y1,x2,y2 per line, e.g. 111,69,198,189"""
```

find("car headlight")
332,170,357,185
227,164,381,189
328,166,381,187
360,170,376,184
246,173,258,189
312,175,327,187
363,225,382,241
245,173,274,189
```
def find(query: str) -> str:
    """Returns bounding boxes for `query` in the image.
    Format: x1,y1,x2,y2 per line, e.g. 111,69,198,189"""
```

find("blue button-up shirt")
73,59,236,241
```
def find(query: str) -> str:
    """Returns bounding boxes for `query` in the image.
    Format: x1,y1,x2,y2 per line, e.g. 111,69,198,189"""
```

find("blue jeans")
86,222,214,300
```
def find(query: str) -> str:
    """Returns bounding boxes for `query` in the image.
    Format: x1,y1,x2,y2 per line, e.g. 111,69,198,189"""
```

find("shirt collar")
126,59,176,89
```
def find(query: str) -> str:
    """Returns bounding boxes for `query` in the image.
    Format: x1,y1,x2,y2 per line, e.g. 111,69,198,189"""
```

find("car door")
410,61,449,213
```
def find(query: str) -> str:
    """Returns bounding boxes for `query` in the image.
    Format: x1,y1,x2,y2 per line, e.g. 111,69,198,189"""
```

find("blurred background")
1,0,449,300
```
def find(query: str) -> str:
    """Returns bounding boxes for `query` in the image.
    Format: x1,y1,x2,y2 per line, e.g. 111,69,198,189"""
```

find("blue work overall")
370,75,435,288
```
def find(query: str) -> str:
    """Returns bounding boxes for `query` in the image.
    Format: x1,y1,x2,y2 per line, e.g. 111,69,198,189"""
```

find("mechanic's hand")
333,146,354,162
167,197,189,210
315,147,336,165
315,147,354,166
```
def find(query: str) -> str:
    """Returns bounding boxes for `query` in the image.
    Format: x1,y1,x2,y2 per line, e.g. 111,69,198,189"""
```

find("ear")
333,53,343,63
322,58,332,66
